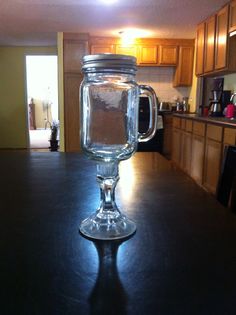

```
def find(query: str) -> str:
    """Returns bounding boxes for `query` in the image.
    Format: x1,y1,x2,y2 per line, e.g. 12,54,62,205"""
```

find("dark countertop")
173,113,236,127
1,151,236,315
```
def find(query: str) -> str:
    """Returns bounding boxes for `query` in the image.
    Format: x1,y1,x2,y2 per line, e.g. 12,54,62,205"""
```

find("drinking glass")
79,54,157,240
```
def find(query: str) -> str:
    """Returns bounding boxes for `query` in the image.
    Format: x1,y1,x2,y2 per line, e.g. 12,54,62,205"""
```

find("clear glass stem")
79,160,136,240
97,161,119,215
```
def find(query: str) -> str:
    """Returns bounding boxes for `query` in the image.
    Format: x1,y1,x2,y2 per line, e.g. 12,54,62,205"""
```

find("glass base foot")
79,210,136,240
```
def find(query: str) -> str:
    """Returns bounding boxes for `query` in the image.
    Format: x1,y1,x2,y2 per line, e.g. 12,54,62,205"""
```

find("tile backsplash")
136,67,191,103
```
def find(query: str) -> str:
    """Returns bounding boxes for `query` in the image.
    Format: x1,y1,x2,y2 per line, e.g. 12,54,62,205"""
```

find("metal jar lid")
81,54,137,74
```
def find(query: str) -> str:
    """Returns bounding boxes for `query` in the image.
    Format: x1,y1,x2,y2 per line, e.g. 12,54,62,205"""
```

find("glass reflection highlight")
118,159,136,201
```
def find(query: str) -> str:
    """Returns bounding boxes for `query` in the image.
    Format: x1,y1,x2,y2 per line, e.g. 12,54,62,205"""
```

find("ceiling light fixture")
230,30,236,37
119,31,136,46
118,29,153,46
101,0,118,4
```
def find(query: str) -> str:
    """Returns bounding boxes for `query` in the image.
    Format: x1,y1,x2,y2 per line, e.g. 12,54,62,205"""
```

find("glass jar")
79,54,158,240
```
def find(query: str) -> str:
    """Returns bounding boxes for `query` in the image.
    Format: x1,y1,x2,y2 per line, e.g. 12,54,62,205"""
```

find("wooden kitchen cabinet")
195,22,205,75
229,0,236,33
64,38,89,73
116,45,138,57
138,45,158,64
63,33,89,152
223,127,236,146
91,44,115,54
215,5,229,70
139,44,177,66
196,3,236,76
190,122,206,185
173,46,194,87
159,45,177,65
204,15,216,73
172,116,193,169
162,114,173,159
223,127,236,154
170,115,236,196
203,124,223,193
172,116,181,129
180,119,193,174
64,73,83,152
181,131,192,174
172,127,182,165
190,135,205,185
172,117,182,164
178,118,186,170
204,139,222,193
89,37,194,81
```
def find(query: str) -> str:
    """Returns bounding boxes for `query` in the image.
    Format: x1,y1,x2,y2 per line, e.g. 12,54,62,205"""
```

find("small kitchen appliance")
138,96,163,152
182,97,189,112
225,104,235,118
221,90,231,113
225,92,236,118
208,90,223,117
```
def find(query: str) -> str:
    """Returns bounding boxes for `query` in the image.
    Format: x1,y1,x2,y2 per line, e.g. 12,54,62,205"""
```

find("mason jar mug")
79,54,158,240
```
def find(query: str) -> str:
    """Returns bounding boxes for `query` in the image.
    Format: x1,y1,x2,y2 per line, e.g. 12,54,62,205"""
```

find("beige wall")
0,46,57,149
224,73,236,94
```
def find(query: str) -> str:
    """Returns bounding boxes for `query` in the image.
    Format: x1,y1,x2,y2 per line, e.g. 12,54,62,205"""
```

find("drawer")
163,115,173,125
185,119,193,132
173,117,181,128
206,124,223,142
181,118,186,130
193,121,205,136
224,127,236,145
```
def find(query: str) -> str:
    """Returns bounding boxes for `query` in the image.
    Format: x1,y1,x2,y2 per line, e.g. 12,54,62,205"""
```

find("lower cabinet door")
181,131,192,174
163,128,172,159
190,134,205,185
172,128,182,165
203,139,222,194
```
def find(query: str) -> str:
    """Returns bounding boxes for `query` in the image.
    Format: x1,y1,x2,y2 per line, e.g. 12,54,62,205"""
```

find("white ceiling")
0,0,228,46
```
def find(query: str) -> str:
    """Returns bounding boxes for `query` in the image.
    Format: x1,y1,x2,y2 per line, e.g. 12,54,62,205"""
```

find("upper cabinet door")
204,15,216,73
215,5,229,70
64,40,89,73
229,0,236,33
139,45,158,64
159,45,177,65
195,23,205,75
90,44,115,54
173,46,194,87
115,45,138,58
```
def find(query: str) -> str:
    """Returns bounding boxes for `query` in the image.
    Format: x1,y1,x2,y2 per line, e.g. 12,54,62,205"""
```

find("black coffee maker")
221,90,232,113
208,90,222,117
208,78,224,117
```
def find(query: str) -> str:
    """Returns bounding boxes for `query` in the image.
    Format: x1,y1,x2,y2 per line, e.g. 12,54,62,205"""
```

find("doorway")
25,55,58,149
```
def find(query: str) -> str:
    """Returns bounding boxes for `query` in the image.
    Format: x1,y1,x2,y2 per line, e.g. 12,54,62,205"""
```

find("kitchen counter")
173,113,236,127
169,112,236,196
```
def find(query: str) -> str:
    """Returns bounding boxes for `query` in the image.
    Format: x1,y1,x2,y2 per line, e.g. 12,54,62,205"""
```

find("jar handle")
138,85,158,142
